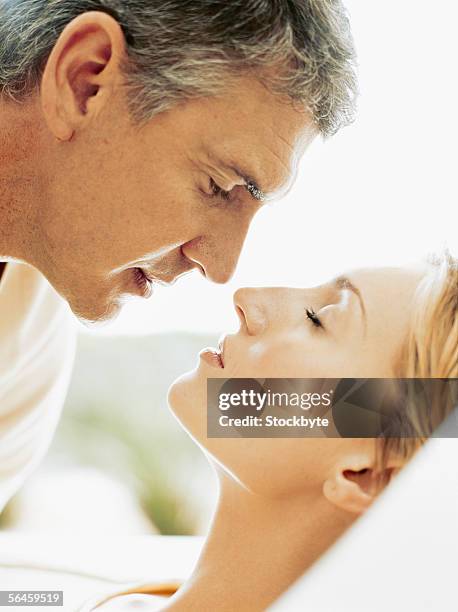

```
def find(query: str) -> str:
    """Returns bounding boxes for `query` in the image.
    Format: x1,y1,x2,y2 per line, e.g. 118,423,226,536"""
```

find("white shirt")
0,262,76,511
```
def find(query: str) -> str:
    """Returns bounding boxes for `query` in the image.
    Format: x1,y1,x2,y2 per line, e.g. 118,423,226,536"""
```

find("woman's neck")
165,470,352,611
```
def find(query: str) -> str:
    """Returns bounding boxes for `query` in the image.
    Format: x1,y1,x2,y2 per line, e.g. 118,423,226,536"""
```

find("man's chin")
70,296,124,328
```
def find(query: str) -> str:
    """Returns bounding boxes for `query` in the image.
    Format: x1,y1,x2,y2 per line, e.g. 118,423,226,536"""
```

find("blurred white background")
83,0,458,336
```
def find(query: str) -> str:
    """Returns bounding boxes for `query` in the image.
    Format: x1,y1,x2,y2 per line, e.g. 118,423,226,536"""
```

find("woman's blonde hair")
401,250,458,379
379,251,458,465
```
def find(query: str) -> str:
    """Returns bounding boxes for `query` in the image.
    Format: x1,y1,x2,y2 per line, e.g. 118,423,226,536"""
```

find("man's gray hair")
0,0,357,136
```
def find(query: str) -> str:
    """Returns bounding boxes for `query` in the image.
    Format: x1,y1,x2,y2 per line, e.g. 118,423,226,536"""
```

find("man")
0,1,356,510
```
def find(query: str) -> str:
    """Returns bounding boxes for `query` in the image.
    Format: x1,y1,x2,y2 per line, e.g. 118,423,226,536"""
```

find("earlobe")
40,11,125,140
322,448,405,515
323,469,374,515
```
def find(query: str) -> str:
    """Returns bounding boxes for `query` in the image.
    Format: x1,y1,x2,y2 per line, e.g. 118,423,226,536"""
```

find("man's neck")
0,97,44,264
165,470,352,611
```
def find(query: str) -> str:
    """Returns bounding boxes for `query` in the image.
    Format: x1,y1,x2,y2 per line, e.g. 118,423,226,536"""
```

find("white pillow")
271,408,458,612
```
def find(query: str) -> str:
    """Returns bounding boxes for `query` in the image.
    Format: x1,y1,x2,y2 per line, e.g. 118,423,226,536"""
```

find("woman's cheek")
241,339,309,377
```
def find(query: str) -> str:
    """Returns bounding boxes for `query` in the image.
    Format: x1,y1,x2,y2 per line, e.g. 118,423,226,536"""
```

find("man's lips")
132,268,154,298
131,266,184,298
139,265,197,287
140,268,173,287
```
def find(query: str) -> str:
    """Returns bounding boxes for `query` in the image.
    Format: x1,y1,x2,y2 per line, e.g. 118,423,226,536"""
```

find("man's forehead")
191,80,316,196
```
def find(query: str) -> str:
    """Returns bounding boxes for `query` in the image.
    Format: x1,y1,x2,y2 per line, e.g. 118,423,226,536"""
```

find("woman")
84,253,457,611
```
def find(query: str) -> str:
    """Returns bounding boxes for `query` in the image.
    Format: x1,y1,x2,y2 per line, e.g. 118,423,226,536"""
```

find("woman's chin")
167,369,207,450
167,369,200,416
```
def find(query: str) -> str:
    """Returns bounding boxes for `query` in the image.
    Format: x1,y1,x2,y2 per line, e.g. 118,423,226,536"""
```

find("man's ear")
40,11,126,140
322,452,404,515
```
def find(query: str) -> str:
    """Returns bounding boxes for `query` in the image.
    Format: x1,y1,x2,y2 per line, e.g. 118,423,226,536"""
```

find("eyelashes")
305,307,324,329
209,177,231,201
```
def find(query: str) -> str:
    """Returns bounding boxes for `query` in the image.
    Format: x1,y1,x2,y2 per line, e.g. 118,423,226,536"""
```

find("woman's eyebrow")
334,276,367,323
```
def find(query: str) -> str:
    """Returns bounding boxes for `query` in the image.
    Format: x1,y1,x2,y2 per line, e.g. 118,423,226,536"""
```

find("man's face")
38,77,316,324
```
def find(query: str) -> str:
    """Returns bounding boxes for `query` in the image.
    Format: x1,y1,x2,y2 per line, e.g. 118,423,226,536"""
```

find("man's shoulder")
0,260,76,365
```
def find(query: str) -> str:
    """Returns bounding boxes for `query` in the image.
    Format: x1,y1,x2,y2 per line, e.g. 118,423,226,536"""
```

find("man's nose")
181,226,248,284
233,288,268,335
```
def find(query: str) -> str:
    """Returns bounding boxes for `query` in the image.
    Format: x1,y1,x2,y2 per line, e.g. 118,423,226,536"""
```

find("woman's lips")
199,347,224,369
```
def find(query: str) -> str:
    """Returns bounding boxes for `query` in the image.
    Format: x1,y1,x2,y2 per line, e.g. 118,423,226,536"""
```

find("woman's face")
168,266,424,495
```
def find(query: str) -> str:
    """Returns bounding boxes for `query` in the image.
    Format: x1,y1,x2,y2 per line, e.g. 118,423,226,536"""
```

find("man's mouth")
128,262,197,299
131,266,181,298
140,268,170,286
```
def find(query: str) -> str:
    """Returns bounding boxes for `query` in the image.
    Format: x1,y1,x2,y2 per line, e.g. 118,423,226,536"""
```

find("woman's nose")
233,288,268,336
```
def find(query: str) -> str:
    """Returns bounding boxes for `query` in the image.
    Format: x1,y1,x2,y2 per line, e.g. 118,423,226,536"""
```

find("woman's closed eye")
305,307,324,329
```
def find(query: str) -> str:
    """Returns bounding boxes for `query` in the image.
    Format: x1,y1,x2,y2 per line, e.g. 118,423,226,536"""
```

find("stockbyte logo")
207,377,458,439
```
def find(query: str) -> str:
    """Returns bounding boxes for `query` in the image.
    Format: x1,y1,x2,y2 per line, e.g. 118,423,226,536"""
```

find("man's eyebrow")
334,276,367,323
